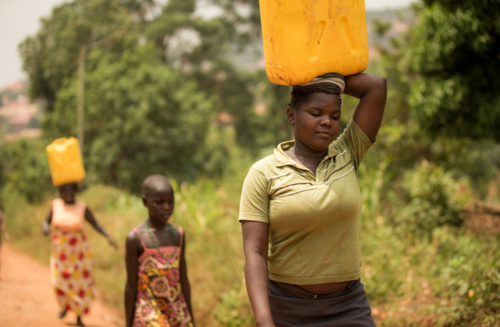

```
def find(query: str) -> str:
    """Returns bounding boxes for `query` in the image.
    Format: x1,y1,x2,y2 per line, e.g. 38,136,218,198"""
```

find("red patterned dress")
133,227,193,327
50,199,94,315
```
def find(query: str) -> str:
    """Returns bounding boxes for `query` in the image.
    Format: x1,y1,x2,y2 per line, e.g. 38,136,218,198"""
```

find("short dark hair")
142,175,173,197
289,73,345,110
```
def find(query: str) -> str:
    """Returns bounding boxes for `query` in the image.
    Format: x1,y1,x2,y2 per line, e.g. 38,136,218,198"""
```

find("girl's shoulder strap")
133,228,148,250
178,226,184,248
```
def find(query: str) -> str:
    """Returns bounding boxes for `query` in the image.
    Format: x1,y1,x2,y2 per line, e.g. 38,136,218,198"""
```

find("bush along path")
0,244,123,327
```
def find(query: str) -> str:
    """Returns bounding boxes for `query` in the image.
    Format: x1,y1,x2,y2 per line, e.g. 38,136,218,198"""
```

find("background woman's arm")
42,207,53,236
84,207,117,248
125,232,139,327
179,231,195,325
242,221,275,327
343,73,387,142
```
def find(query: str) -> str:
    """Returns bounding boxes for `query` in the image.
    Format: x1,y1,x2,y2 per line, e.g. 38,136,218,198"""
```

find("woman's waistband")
269,279,360,299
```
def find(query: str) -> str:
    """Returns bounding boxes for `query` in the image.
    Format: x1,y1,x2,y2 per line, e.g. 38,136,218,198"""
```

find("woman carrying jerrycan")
43,137,117,327
240,1,387,326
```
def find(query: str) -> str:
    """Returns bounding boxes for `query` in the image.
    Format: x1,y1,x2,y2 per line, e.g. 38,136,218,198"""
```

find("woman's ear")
287,106,295,126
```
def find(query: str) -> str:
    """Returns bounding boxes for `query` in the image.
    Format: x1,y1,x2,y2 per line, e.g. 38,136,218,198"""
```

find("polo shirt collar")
274,140,340,168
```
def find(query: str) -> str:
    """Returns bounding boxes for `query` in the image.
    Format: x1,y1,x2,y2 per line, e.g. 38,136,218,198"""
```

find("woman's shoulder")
76,200,87,208
52,198,63,205
250,154,274,172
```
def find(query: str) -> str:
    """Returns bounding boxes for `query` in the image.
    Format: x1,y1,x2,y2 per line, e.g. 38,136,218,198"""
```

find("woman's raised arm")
343,73,387,142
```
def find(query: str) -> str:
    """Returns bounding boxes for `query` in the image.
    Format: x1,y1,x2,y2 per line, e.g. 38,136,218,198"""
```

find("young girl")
125,175,194,327
42,183,117,326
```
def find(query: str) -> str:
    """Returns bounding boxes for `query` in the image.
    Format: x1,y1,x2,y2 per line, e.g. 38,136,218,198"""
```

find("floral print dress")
51,229,95,315
133,227,193,327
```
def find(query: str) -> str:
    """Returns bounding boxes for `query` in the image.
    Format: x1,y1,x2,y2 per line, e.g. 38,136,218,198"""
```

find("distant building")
0,80,42,143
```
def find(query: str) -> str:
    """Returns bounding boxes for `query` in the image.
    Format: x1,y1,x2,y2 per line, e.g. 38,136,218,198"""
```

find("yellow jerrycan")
46,137,86,186
259,0,369,85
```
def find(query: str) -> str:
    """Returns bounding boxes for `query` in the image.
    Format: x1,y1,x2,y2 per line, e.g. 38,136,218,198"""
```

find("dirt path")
0,244,123,327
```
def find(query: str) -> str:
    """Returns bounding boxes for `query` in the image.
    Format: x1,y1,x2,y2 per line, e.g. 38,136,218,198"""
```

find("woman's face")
59,184,76,203
287,92,342,152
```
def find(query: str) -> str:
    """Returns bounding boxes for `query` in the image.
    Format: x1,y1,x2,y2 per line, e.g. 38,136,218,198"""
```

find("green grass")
3,166,500,326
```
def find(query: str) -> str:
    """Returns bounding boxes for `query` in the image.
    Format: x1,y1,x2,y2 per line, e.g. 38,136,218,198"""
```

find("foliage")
18,0,270,192
0,138,53,205
410,0,500,141
391,160,469,239
372,5,500,197
43,43,217,190
19,0,138,110
230,71,293,151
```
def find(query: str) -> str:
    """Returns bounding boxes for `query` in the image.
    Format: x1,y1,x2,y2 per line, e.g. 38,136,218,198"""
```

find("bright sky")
0,0,414,89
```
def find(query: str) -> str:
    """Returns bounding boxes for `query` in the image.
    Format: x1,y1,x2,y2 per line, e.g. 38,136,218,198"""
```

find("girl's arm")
242,221,275,327
179,231,195,326
343,73,387,142
84,207,117,248
125,231,139,327
42,207,53,236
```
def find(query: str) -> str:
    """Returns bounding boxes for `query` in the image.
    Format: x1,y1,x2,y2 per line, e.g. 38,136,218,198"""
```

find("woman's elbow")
373,75,387,91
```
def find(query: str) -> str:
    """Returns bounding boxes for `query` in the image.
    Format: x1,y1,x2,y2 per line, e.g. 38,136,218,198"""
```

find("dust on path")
0,244,123,327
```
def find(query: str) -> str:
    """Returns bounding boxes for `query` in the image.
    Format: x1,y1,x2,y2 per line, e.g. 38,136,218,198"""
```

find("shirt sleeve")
239,167,270,223
335,119,375,171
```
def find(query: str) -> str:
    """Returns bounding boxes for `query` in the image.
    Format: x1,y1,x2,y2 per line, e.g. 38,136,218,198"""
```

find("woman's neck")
285,139,328,174
292,139,327,159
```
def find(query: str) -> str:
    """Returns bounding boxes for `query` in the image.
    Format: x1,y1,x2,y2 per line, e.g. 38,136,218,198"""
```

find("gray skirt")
269,279,375,327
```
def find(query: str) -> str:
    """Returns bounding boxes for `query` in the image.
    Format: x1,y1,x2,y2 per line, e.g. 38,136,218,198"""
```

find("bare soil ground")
0,244,123,327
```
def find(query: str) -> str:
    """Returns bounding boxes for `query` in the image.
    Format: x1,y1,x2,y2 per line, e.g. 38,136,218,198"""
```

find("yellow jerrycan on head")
259,0,369,85
46,137,86,187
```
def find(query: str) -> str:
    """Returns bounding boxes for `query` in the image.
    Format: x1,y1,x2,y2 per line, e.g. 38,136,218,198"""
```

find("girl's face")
143,190,175,222
287,92,342,152
59,184,76,204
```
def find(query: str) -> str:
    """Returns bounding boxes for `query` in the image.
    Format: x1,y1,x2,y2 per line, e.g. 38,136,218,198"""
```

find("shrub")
0,138,53,206
392,160,470,239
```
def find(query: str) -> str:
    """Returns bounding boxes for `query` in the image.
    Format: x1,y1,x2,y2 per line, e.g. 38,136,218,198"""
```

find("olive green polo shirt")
239,119,374,285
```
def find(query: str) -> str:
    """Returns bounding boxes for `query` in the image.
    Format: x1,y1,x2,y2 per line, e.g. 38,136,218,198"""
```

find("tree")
44,44,216,191
18,0,265,191
0,138,52,204
19,0,138,111
410,0,500,141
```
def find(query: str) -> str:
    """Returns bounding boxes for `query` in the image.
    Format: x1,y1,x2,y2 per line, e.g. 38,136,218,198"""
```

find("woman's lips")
316,131,332,137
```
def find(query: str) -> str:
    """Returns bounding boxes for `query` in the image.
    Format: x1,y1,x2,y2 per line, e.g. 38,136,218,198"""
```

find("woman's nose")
320,116,332,126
